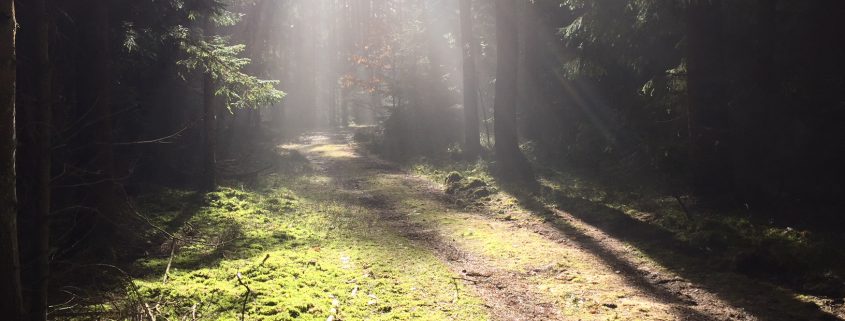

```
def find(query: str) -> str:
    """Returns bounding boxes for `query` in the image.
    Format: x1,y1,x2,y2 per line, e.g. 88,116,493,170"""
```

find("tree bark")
201,13,217,192
92,0,113,180
517,0,543,145
86,0,136,261
305,2,318,127
459,0,481,158
0,1,24,319
340,87,350,127
493,0,527,177
202,67,217,191
29,0,52,320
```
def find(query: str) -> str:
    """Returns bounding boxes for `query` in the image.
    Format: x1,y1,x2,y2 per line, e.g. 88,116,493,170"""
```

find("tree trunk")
732,0,777,205
340,87,349,127
201,16,217,192
517,0,543,145
305,2,318,127
459,0,481,158
29,0,51,320
493,0,528,177
93,0,113,182
686,0,730,195
0,1,24,319
87,0,135,260
202,71,217,191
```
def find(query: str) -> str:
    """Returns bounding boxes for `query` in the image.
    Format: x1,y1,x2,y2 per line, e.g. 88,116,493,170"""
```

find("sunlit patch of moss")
303,144,357,159
130,169,489,320
411,160,493,187
135,248,351,321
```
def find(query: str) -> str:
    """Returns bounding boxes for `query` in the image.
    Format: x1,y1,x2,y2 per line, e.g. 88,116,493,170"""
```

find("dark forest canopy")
2,0,845,320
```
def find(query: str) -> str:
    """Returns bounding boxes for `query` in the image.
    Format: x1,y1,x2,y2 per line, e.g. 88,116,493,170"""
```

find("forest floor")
113,131,843,321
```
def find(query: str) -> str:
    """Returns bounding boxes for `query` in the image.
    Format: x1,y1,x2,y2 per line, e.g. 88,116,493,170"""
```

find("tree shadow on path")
498,180,841,321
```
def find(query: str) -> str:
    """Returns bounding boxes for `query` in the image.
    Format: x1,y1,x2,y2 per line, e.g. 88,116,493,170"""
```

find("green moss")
128,172,488,320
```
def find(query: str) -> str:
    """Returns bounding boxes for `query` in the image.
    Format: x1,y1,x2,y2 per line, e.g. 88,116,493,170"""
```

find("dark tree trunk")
202,72,217,191
459,0,481,158
493,0,529,178
327,0,340,127
339,0,352,128
201,17,217,192
92,0,113,180
88,0,134,258
272,26,289,131
686,0,730,195
340,87,350,127
732,0,777,206
0,1,23,319
29,0,51,320
517,0,543,144
252,109,261,133
305,3,318,127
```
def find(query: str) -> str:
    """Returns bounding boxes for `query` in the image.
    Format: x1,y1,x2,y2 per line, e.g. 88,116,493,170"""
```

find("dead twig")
450,277,460,303
451,276,479,284
112,126,190,146
143,302,157,321
258,254,270,266
673,194,693,220
236,272,252,321
162,238,177,284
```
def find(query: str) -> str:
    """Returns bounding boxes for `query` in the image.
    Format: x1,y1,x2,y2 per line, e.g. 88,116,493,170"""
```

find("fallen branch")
143,302,157,321
673,194,693,220
258,254,270,266
451,276,479,284
450,277,460,303
162,238,177,284
236,272,252,321
112,126,190,146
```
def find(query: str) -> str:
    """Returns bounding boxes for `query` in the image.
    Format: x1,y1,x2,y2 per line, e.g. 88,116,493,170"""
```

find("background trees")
2,0,845,319
0,0,23,319
492,0,526,176
8,0,285,318
459,0,481,159
358,1,844,288
543,0,845,216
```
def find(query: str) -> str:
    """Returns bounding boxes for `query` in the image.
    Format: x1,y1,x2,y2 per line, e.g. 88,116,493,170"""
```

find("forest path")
280,130,833,321
127,130,837,321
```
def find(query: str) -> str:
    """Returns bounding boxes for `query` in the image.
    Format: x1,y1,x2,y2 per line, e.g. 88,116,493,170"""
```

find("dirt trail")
287,131,839,321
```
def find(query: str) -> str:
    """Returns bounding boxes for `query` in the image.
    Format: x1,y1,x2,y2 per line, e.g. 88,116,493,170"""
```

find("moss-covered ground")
128,171,488,320
92,131,843,321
